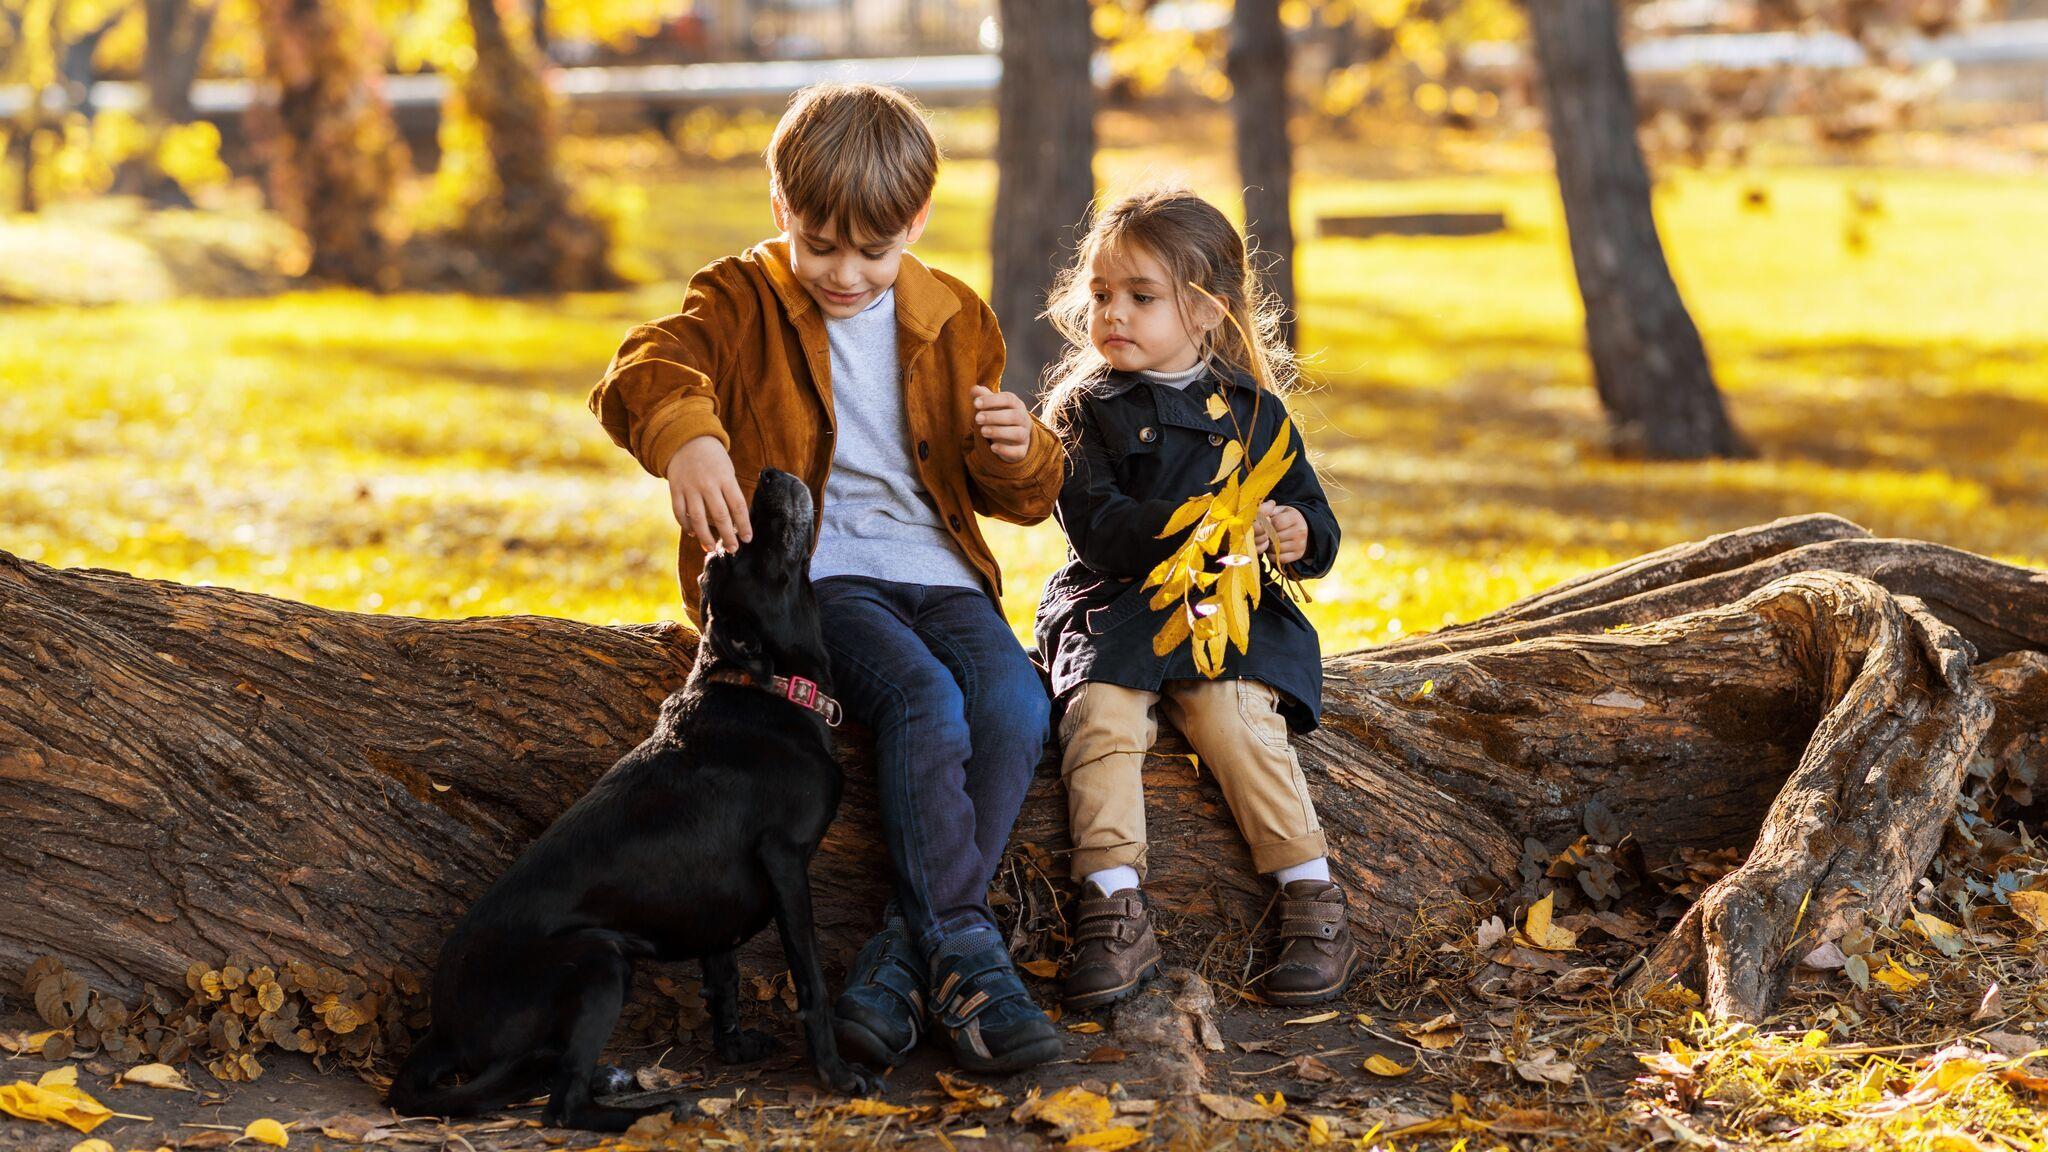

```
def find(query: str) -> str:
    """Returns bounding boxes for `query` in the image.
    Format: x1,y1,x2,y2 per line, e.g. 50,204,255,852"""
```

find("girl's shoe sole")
1061,960,1161,1012
1259,948,1363,1006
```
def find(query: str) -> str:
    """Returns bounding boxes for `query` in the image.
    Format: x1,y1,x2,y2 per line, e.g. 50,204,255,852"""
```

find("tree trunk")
1228,0,1297,348
143,0,217,126
115,0,220,206
450,0,611,292
6,516,2044,1029
991,0,1096,410
253,0,404,288
1525,0,1744,459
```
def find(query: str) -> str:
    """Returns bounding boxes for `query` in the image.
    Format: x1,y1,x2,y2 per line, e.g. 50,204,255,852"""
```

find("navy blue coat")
1034,366,1339,732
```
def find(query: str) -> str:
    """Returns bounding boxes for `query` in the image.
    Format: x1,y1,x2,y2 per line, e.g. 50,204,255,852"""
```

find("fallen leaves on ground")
0,1065,113,1133
1361,1054,1410,1077
117,1062,192,1091
1196,1091,1286,1121
1012,1086,1115,1136
243,1117,290,1147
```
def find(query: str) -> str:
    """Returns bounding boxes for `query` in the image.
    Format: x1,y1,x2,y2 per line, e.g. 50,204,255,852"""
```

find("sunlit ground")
2,119,2044,651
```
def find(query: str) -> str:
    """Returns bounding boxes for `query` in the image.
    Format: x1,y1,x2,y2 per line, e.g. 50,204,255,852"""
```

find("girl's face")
1087,242,1217,376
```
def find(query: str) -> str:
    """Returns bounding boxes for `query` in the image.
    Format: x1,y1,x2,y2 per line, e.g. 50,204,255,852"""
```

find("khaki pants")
1058,679,1326,879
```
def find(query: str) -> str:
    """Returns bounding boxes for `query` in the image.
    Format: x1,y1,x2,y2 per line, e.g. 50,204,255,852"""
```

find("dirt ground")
2,966,1571,1151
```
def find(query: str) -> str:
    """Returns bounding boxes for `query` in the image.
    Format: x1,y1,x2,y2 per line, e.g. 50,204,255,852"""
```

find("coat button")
918,440,929,460
1139,426,1157,443
1209,433,1225,446
948,514,963,531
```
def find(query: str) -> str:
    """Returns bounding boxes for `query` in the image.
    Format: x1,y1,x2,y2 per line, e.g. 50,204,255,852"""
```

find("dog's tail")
385,1032,535,1118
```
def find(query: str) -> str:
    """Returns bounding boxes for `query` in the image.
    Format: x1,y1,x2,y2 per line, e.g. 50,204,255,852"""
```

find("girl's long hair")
1039,187,1299,437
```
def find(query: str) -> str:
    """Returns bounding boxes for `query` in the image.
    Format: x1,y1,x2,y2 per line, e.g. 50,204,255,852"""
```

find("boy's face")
773,196,931,320
1087,242,1217,376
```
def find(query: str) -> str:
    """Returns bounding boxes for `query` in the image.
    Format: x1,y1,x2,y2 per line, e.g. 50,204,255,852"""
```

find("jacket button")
1139,427,1156,443
948,514,963,531
918,440,929,460
1209,433,1225,446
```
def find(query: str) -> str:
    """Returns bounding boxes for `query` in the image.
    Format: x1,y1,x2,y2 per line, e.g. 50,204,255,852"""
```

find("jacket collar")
1097,361,1260,399
751,238,961,343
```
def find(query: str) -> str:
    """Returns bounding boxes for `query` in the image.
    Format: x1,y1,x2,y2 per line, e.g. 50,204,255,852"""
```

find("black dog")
387,468,881,1131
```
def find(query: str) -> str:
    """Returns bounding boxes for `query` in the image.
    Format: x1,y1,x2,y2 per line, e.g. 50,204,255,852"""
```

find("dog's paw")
714,1027,780,1064
819,1058,886,1098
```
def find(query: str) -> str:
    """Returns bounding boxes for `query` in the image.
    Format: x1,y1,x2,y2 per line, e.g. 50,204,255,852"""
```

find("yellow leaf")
1912,1057,1988,1096
1204,392,1229,420
1284,1011,1338,1026
1801,1030,1829,1049
1157,491,1212,539
1209,440,1244,485
1017,1087,1114,1134
1196,1093,1274,1121
1306,1115,1333,1146
1873,959,1927,992
1253,1091,1285,1116
1019,959,1060,979
2010,890,2048,933
119,1064,191,1092
0,1066,113,1135
68,1142,114,1152
1524,892,1577,951
245,1118,290,1147
1354,1013,1375,1026
1151,608,1192,658
840,1098,916,1117
1239,420,1295,506
1066,1021,1104,1034
1066,1126,1145,1150
1362,1055,1410,1077
953,1127,988,1139
1913,911,1965,957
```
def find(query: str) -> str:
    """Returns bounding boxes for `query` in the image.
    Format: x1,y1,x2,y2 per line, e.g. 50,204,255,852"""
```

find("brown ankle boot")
1259,879,1361,1005
1062,886,1162,1010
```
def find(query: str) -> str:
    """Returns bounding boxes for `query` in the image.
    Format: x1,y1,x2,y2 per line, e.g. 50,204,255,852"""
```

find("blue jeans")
814,577,1050,956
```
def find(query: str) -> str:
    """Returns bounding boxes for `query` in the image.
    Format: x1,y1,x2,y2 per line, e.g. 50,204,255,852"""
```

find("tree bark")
991,0,1096,410
4,517,2044,1026
1526,0,1745,459
452,0,612,292
253,0,405,287
1228,0,1298,348
113,0,220,206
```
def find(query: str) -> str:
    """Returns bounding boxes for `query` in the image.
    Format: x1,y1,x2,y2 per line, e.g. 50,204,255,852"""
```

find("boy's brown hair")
767,83,940,246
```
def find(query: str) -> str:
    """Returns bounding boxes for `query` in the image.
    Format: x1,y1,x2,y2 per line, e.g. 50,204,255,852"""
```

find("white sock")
1269,857,1331,886
1084,865,1141,896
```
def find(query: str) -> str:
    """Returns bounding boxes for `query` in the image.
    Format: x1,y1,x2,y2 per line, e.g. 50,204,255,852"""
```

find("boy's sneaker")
927,931,1061,1074
1258,879,1361,1005
832,913,925,1067
1062,885,1161,1010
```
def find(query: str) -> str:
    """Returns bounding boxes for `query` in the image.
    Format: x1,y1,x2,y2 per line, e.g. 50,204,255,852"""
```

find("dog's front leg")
702,950,779,1063
761,844,884,1096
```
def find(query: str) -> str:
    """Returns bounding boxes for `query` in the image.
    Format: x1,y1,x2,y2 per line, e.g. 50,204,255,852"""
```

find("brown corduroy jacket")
590,239,1065,624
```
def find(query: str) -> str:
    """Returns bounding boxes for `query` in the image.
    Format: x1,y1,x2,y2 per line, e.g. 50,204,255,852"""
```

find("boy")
588,83,1065,1075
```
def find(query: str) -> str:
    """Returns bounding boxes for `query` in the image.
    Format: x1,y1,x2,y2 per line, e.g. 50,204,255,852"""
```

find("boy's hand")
664,435,753,553
972,385,1032,463
1254,501,1309,566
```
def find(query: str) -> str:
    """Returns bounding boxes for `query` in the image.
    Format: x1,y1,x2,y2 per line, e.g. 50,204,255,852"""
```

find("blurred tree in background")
251,0,404,286
992,0,1097,407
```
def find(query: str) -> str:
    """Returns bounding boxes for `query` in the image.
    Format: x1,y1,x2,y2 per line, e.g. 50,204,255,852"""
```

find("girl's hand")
664,435,752,553
972,385,1033,463
1254,501,1309,566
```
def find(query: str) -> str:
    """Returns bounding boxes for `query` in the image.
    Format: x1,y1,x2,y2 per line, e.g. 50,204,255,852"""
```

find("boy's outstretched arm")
589,261,758,549
962,304,1064,524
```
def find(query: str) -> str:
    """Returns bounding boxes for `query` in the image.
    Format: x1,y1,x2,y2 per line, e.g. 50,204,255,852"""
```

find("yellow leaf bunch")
1143,417,1297,678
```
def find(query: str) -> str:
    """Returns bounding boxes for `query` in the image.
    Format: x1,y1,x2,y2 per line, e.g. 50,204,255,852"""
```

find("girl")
1034,188,1353,1009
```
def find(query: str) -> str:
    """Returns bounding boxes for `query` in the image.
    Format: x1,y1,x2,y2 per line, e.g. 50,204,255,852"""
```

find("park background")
4,0,2048,1147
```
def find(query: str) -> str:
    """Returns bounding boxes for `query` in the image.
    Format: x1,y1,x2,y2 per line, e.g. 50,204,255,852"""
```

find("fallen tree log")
4,514,2045,1027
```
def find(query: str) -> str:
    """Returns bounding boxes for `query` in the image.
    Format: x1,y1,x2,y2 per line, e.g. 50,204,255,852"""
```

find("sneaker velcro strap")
1282,899,1346,921
1078,894,1142,918
930,947,1027,1029
1075,917,1136,945
1280,916,1343,940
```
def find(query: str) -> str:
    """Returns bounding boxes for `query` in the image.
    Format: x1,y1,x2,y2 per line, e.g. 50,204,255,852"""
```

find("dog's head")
697,468,827,682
